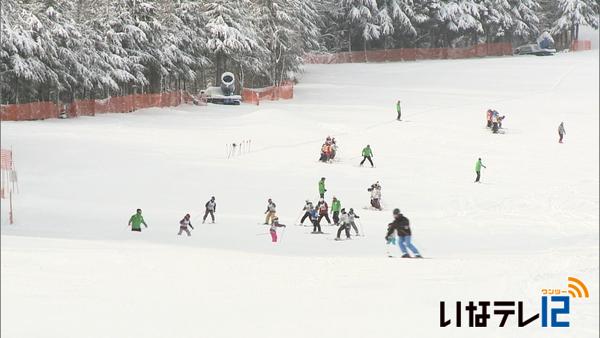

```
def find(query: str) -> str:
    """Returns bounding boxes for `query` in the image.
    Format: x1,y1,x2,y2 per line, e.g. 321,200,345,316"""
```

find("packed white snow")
1,51,599,338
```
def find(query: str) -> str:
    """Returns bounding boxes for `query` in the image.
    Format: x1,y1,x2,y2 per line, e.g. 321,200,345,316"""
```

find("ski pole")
279,226,287,243
357,219,365,237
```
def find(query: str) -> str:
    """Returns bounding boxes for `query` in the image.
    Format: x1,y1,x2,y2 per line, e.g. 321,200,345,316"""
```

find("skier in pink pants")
270,216,286,242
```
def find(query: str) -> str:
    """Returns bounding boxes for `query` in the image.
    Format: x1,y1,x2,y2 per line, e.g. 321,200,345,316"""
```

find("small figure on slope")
396,100,402,121
128,209,148,232
368,182,382,210
558,122,566,143
264,198,277,225
309,207,322,234
348,208,360,236
331,196,341,225
178,213,194,236
475,158,486,183
203,196,216,224
335,209,351,240
385,224,397,257
486,109,493,128
270,216,286,242
300,200,314,225
360,145,374,167
385,208,422,258
316,198,332,226
318,177,327,198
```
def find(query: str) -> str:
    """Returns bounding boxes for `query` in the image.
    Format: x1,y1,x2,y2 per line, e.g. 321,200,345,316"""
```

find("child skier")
486,109,493,128
331,196,341,225
178,213,194,236
316,198,332,226
269,216,286,242
369,183,382,210
318,177,327,198
128,209,148,232
335,209,351,240
475,158,486,183
203,196,216,224
348,208,360,236
264,198,277,224
385,208,422,258
396,100,402,121
360,145,374,167
310,207,322,234
558,122,566,143
300,200,314,225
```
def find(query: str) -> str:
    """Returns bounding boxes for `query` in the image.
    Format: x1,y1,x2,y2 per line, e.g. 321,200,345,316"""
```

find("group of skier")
486,109,506,134
127,196,217,237
319,136,338,162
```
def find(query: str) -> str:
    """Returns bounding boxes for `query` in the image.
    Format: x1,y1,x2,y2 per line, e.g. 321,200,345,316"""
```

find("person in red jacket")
316,198,332,226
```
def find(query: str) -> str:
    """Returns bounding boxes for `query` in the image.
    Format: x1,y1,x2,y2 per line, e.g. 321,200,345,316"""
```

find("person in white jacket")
369,183,382,210
335,209,351,240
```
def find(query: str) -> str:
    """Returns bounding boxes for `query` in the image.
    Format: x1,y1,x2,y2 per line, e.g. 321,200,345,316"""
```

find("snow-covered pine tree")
338,0,381,52
376,0,418,48
508,0,541,43
551,0,599,45
479,0,514,43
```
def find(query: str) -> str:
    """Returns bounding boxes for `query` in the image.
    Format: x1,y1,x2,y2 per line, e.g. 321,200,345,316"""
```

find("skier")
396,100,402,121
203,196,216,224
385,223,397,257
486,109,493,128
178,213,194,236
269,216,286,242
316,198,332,226
369,183,382,210
491,111,499,133
264,198,277,224
318,177,327,198
348,208,360,236
300,200,314,225
475,158,486,183
128,208,148,232
309,207,322,234
335,209,351,240
360,145,374,167
331,196,341,225
558,122,566,143
385,208,422,258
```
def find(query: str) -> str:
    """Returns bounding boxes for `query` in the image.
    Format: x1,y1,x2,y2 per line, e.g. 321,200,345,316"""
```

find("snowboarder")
348,208,360,236
203,196,216,224
316,198,332,226
309,207,322,234
360,145,374,167
368,182,382,210
558,122,566,143
269,216,286,242
396,100,402,121
264,198,277,224
128,209,148,232
300,200,314,225
385,208,422,258
475,158,486,183
331,196,341,224
178,213,194,236
318,177,327,198
335,209,351,240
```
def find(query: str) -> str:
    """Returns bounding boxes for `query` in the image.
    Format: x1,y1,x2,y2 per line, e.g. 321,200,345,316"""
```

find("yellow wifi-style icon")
567,277,589,298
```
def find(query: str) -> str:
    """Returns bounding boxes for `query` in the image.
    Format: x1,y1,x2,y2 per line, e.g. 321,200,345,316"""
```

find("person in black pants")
300,200,314,225
316,199,332,226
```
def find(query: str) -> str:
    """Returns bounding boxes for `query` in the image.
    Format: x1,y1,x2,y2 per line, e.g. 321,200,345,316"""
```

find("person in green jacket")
128,209,148,232
475,158,486,183
319,177,327,198
396,100,402,121
360,145,374,167
331,196,341,225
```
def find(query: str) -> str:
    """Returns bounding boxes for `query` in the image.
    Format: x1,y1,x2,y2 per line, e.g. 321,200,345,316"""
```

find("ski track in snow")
1,51,599,338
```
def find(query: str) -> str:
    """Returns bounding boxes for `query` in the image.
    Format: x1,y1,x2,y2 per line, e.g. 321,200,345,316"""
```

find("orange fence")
1,91,196,121
304,43,513,64
570,40,592,51
241,82,294,106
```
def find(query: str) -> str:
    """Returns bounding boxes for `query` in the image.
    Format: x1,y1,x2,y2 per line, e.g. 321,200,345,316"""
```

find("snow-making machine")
202,72,242,105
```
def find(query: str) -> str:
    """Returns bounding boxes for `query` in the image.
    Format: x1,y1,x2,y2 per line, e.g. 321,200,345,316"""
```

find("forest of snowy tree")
1,0,598,104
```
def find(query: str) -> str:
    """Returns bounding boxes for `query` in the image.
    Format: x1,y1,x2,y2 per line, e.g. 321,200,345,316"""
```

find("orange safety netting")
1,92,191,121
304,43,513,64
570,40,592,51
241,82,294,105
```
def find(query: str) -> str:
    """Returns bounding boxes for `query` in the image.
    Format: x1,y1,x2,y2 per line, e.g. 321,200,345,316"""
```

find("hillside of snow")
1,51,599,338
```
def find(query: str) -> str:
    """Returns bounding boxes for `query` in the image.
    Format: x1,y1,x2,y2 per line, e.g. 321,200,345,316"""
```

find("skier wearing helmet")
385,208,422,258
300,200,314,225
178,213,194,236
264,199,277,225
203,196,217,224
269,216,286,242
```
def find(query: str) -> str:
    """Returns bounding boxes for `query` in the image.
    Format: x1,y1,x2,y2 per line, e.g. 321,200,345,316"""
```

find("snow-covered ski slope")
1,51,598,338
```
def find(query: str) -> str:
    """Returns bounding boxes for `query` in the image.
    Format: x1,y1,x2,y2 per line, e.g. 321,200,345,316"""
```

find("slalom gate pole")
279,226,286,243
